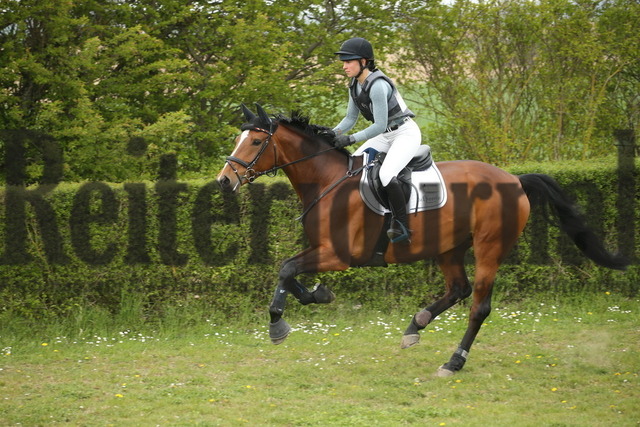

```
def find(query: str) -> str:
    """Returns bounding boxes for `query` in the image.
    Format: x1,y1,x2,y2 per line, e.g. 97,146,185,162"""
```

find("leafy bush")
0,158,637,324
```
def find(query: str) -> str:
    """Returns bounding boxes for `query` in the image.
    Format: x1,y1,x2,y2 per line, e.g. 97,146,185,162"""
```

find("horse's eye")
252,139,262,146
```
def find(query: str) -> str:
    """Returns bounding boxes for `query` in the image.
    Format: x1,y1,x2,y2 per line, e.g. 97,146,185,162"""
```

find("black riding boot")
384,177,411,243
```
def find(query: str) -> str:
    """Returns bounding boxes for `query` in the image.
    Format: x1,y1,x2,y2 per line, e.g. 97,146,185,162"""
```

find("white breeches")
353,119,422,186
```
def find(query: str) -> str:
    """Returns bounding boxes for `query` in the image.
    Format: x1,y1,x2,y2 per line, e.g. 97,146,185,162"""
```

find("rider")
332,37,421,243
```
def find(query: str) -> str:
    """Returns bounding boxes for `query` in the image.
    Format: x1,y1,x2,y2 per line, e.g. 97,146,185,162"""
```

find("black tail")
518,173,629,270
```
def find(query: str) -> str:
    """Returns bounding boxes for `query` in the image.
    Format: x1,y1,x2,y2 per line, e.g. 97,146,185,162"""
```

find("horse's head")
217,104,279,193
218,104,345,193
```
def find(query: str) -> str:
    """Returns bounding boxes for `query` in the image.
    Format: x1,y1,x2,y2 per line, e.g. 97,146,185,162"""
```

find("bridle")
224,118,368,221
224,122,338,186
225,125,277,185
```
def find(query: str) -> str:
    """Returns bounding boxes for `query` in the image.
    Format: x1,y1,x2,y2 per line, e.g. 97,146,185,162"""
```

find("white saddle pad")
359,159,448,216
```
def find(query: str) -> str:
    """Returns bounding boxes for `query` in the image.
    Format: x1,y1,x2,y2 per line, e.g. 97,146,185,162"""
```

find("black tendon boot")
384,177,411,243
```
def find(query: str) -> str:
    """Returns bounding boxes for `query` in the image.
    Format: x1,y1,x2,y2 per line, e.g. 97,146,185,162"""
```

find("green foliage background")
1,0,639,182
0,0,638,324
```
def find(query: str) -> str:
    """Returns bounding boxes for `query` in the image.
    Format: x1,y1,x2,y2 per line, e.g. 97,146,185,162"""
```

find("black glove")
317,128,336,140
334,134,355,148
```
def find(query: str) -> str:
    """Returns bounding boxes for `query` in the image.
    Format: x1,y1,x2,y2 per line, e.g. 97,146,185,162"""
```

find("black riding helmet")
335,37,375,79
335,37,374,61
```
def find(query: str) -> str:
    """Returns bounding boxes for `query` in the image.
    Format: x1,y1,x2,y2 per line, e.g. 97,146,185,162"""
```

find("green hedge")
0,157,638,322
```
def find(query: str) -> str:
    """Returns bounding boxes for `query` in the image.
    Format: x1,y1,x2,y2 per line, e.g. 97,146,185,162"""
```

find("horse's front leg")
268,253,337,344
268,283,292,345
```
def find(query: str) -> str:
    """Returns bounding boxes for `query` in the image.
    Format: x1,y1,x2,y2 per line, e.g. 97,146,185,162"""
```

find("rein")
225,123,368,221
295,156,367,221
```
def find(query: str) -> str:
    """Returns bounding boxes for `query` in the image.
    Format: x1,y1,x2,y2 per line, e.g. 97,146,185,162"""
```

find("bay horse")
216,104,628,376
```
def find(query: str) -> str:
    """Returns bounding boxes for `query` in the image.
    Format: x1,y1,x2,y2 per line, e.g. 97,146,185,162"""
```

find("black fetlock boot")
384,177,411,243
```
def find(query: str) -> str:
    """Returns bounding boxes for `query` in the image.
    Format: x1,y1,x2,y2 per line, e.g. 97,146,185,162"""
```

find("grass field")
1,292,638,426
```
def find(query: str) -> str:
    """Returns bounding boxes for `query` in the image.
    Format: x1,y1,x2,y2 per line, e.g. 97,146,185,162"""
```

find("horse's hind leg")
436,254,499,377
402,246,472,348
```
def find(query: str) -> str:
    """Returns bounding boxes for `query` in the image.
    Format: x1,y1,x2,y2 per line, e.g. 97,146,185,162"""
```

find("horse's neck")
278,142,350,206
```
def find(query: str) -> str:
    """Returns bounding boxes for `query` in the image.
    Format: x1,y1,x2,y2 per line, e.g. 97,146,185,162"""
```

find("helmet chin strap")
355,59,368,80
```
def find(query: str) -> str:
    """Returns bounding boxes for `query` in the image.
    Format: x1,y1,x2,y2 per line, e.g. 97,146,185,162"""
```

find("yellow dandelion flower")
41,343,48,346
114,393,124,398
551,387,558,392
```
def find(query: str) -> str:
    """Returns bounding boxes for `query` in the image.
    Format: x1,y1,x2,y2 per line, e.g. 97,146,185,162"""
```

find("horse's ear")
241,103,256,122
255,103,272,127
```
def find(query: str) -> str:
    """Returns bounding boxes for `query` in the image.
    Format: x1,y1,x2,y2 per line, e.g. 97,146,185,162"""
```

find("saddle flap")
359,150,447,216
366,152,411,209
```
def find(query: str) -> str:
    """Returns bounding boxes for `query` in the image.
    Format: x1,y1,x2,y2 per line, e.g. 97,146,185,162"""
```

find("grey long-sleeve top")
333,79,392,143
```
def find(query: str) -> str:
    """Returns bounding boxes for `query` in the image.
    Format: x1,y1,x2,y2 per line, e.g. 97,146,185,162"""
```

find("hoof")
312,283,335,304
435,365,455,377
269,318,291,345
401,334,420,349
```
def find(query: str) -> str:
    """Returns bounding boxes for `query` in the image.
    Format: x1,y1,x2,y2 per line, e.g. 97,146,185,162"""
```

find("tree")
0,0,403,182
598,0,640,134
398,0,640,164
3,0,637,179
0,0,194,181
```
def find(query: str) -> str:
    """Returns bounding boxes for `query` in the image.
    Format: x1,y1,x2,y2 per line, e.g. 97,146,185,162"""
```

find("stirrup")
387,219,411,243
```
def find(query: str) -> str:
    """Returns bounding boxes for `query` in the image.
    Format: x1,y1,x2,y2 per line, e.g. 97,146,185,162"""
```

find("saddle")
364,145,433,210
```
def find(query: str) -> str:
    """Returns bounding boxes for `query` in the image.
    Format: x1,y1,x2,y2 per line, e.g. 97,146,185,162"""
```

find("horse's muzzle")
216,172,240,193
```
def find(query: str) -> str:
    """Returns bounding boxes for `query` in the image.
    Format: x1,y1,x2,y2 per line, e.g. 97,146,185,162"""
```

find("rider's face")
341,59,365,78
